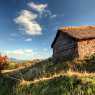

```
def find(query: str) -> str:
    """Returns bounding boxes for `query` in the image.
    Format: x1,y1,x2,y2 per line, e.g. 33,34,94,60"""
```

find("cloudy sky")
0,0,95,60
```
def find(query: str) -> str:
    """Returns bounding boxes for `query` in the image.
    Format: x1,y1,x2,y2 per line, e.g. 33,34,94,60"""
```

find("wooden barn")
51,26,95,61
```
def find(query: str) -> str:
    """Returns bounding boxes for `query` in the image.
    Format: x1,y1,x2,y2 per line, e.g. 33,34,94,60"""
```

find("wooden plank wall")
53,32,77,60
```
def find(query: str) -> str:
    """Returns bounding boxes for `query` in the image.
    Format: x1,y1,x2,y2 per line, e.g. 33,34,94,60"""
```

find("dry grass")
19,70,95,86
0,56,95,95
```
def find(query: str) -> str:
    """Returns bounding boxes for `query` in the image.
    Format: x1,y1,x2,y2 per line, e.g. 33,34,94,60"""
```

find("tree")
0,55,8,73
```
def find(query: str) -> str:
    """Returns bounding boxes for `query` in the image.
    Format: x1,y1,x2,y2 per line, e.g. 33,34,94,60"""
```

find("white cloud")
28,2,48,13
2,49,33,60
50,14,57,18
8,50,25,55
1,48,51,60
25,49,32,53
28,2,56,19
14,10,42,35
6,49,32,56
25,38,32,42
14,1,58,36
14,1,60,37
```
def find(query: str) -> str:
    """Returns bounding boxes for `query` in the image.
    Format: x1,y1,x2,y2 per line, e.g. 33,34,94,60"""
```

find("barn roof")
51,26,95,48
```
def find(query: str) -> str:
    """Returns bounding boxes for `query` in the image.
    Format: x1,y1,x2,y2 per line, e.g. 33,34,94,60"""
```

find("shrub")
0,55,9,73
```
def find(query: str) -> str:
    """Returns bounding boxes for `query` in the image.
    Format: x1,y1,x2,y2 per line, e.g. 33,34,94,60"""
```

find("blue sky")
0,0,95,60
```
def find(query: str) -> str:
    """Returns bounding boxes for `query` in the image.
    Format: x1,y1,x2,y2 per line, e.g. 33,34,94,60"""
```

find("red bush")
0,55,8,70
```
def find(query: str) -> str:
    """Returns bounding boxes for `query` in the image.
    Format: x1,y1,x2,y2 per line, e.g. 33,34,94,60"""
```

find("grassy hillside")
0,55,95,95
14,75,95,95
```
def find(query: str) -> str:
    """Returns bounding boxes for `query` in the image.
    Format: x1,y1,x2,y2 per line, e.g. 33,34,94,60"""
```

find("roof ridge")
59,26,95,31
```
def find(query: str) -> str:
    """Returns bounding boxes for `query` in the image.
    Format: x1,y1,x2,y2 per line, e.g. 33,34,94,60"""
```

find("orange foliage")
0,55,8,70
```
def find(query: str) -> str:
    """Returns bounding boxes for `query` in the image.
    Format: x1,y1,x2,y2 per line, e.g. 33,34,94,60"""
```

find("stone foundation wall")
77,39,95,59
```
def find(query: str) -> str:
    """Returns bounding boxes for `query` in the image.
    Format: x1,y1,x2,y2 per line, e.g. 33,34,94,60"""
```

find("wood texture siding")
53,32,77,60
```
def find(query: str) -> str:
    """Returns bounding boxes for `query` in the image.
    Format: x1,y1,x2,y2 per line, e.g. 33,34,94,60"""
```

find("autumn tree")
0,55,8,73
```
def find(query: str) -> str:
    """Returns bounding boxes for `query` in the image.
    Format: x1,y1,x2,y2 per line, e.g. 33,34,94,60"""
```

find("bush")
0,55,9,72
6,62,17,70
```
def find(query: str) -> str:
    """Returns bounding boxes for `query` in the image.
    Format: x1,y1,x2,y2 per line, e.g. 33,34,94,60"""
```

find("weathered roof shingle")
51,26,95,48
59,26,95,39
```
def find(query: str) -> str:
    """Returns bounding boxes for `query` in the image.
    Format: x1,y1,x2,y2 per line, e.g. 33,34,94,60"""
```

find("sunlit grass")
13,74,95,95
0,55,95,95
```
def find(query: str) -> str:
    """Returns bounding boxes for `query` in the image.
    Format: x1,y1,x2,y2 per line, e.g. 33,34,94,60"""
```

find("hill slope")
0,56,95,95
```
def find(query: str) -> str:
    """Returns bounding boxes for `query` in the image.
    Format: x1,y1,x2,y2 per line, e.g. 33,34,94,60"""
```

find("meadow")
0,55,95,95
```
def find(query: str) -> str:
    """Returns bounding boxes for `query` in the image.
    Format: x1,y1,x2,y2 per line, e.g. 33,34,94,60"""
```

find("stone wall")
77,39,95,59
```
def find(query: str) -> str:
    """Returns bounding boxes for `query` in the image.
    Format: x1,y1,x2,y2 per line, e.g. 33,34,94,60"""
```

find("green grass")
11,76,95,95
21,57,95,80
0,56,95,95
0,76,17,95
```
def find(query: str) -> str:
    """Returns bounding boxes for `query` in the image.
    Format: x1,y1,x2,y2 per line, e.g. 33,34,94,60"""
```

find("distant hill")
9,57,24,63
9,58,17,61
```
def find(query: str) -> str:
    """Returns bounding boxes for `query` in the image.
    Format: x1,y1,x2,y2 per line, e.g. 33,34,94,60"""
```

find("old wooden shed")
51,26,95,61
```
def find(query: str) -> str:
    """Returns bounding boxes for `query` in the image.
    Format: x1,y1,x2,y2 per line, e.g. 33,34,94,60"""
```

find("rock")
23,67,40,80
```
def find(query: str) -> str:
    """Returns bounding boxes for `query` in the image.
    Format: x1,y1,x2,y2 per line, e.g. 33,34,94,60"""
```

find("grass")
0,76,17,95
0,55,95,95
21,57,95,81
10,75,95,95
